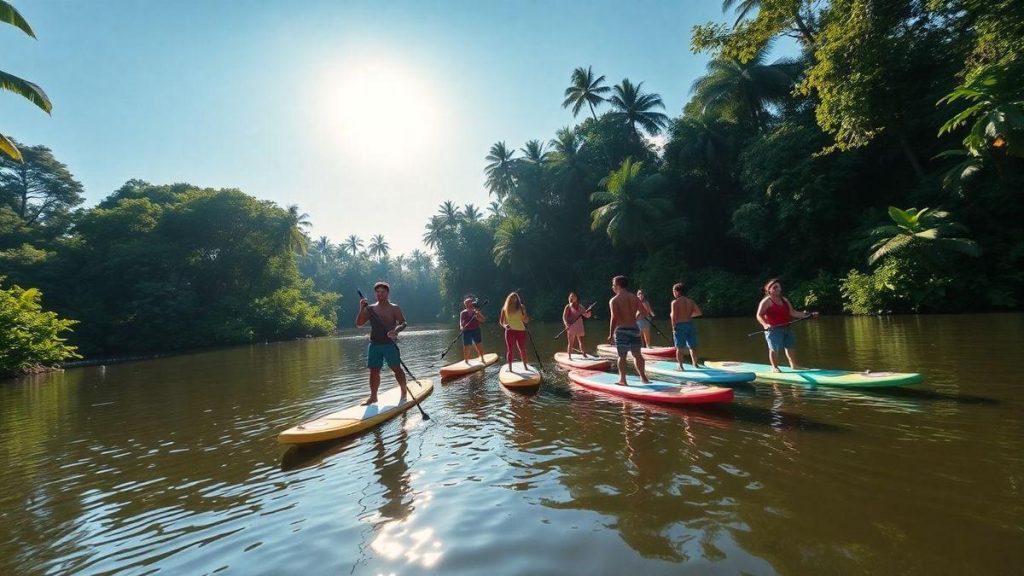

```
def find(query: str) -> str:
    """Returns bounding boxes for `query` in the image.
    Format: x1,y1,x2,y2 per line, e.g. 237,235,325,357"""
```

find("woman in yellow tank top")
499,292,529,370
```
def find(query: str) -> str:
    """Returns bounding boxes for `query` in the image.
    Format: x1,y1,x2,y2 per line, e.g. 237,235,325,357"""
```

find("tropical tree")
368,234,390,262
284,204,311,255
590,158,670,249
343,234,364,256
492,215,533,269
562,65,610,121
393,254,406,272
484,141,517,199
422,216,445,250
863,207,981,266
0,2,52,162
0,142,84,225
690,44,799,132
463,203,482,223
437,200,462,227
607,79,670,139
486,200,504,218
549,126,589,192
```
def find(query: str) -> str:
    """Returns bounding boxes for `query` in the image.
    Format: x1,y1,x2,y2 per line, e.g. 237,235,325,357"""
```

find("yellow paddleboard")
498,363,542,388
278,380,433,444
440,353,499,378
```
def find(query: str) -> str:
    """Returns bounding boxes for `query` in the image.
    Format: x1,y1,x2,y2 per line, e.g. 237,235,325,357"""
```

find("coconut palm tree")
486,201,504,218
484,141,517,199
368,234,390,262
520,140,551,166
312,235,331,263
437,200,462,227
409,249,432,276
864,207,981,266
549,126,590,194
343,234,364,256
392,254,407,273
562,66,610,121
463,203,482,223
422,216,445,250
1,2,52,162
284,204,311,254
590,158,670,249
607,79,670,139
492,215,533,268
690,45,800,132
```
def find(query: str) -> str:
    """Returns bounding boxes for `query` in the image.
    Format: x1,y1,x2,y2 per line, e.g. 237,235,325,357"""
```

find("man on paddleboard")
356,281,409,404
460,297,487,363
608,275,651,385
670,281,703,370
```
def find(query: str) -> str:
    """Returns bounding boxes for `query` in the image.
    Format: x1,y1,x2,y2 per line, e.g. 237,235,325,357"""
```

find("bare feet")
361,396,378,405
617,380,627,386
399,395,408,403
678,365,686,371
771,366,781,373
641,378,651,384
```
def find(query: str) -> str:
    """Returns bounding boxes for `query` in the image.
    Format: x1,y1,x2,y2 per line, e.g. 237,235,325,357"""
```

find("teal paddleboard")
642,360,755,384
705,361,923,388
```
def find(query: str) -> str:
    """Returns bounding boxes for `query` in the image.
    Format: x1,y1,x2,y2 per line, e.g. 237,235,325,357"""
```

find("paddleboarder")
670,281,703,370
356,281,410,404
562,291,592,359
756,278,817,372
636,289,656,347
460,297,487,363
607,275,651,385
499,292,530,371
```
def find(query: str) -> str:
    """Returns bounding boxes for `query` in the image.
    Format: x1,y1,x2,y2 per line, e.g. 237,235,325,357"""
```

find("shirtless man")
607,275,651,385
670,281,703,370
356,281,409,404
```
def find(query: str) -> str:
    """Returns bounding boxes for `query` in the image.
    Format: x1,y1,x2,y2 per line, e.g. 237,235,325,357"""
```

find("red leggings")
505,329,527,362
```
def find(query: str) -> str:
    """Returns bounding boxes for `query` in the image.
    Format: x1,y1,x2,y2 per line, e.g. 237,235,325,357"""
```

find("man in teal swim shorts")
607,275,651,386
356,281,409,405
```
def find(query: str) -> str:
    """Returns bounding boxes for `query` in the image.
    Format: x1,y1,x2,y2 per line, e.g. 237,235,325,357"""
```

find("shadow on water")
694,404,847,433
280,435,363,472
861,386,1002,406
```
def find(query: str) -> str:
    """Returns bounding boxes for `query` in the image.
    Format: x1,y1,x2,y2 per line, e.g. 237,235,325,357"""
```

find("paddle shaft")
553,301,597,339
357,290,430,420
512,290,544,369
440,299,488,359
747,313,815,337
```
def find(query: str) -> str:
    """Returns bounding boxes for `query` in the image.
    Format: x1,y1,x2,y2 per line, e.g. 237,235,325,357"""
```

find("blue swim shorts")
614,326,643,357
367,342,401,369
673,321,698,349
462,327,483,345
764,327,795,352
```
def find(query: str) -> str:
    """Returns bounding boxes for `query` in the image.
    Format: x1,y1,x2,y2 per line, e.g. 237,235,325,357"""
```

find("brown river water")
1,314,1022,575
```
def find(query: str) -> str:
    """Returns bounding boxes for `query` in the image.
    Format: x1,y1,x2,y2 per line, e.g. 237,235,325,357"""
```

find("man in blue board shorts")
607,275,651,386
356,281,409,405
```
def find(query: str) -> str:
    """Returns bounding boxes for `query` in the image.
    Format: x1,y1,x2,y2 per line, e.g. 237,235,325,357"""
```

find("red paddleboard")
568,369,733,405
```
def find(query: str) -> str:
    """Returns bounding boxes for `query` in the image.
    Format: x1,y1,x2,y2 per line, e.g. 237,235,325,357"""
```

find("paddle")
512,289,544,369
747,313,818,337
439,299,489,360
357,289,430,421
643,315,672,344
553,301,597,339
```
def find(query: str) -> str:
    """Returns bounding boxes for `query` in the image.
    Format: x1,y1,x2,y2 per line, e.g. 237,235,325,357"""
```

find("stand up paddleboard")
642,360,755,384
568,369,733,405
279,380,433,444
440,353,499,379
554,352,611,370
596,344,677,360
704,361,922,388
499,363,542,388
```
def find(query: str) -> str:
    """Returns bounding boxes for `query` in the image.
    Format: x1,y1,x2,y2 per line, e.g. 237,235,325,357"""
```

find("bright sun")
314,58,443,168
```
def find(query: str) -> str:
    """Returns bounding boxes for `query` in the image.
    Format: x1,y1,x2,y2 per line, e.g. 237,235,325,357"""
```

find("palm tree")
422,216,445,250
284,204,311,254
463,203,482,223
368,234,390,262
562,66,610,121
864,207,981,265
607,79,670,139
437,200,462,227
486,200,504,218
343,234,364,256
549,126,589,194
492,215,533,269
312,235,331,263
520,140,551,166
409,249,432,276
1,3,52,162
393,254,407,272
690,45,800,132
484,141,517,199
590,158,671,248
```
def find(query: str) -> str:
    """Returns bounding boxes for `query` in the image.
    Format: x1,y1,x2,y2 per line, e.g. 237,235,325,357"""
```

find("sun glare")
314,58,443,168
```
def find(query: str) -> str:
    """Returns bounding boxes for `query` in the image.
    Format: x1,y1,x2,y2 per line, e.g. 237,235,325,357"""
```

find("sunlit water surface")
2,314,1022,575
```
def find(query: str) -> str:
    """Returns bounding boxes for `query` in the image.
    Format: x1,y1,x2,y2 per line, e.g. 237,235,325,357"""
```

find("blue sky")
1,1,787,255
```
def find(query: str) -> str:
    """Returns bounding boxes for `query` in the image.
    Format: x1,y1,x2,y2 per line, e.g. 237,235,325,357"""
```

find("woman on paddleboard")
636,289,655,348
460,297,487,363
499,292,530,371
562,291,592,359
756,278,817,372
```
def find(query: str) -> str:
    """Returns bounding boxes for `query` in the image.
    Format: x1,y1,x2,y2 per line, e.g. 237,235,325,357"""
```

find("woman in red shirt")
756,278,817,372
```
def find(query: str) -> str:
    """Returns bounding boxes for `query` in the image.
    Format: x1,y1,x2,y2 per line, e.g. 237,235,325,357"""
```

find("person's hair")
567,291,578,303
503,292,521,315
673,282,686,294
763,277,781,295
374,281,390,293
613,275,628,288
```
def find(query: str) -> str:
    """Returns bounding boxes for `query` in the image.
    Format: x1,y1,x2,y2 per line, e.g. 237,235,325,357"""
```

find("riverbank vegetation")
428,0,1022,319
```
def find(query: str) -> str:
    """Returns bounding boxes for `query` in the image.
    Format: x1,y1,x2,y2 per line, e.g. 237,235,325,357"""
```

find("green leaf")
0,70,52,113
0,0,35,38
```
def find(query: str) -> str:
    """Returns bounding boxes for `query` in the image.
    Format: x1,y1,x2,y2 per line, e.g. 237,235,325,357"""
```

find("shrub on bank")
0,277,80,378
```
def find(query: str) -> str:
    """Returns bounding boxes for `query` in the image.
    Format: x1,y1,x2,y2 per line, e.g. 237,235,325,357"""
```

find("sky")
1,1,787,256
